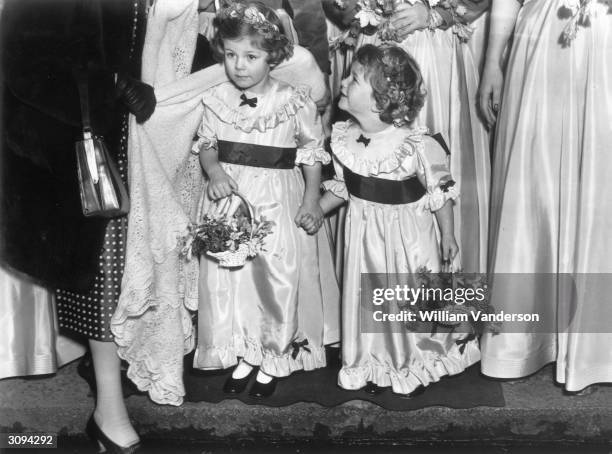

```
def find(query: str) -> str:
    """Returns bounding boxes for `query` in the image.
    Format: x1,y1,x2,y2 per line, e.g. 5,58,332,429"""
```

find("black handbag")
75,74,130,218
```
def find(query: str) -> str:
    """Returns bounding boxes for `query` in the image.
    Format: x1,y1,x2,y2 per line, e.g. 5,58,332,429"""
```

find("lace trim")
331,120,429,176
295,147,331,166
202,84,312,134
338,337,480,395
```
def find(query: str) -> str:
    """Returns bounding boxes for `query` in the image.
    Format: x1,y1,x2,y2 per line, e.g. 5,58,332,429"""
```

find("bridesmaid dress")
481,0,612,391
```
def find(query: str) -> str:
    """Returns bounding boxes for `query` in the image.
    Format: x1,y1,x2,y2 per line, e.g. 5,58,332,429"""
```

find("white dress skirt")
481,0,612,391
324,120,480,394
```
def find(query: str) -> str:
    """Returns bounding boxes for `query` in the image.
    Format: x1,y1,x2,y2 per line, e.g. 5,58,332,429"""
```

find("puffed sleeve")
294,96,331,166
321,154,349,200
191,103,217,155
415,135,459,212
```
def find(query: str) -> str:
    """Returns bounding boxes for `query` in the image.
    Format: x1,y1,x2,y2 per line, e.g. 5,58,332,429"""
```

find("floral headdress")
219,1,283,41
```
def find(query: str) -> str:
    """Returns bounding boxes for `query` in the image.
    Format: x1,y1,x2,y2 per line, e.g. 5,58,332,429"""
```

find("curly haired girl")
192,1,335,398
318,44,480,396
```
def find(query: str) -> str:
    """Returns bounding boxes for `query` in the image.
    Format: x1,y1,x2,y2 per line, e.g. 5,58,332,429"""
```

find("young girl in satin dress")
191,2,332,398
319,45,480,396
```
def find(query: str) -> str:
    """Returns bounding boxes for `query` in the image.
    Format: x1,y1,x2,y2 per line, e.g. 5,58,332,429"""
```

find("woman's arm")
478,0,521,127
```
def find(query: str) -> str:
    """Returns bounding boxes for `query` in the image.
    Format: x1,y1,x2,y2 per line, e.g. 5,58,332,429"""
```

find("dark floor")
2,361,612,452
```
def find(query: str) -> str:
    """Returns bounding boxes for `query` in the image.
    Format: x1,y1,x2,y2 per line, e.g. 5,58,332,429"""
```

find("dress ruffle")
201,83,313,134
338,337,480,395
322,179,349,200
295,147,331,166
194,334,327,377
331,120,429,176
420,185,460,212
191,135,216,154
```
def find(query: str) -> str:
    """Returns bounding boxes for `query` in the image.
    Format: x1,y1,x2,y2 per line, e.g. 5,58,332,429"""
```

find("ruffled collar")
201,80,311,133
331,120,429,176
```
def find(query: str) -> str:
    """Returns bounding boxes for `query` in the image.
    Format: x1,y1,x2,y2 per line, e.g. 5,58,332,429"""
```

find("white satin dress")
324,120,480,394
329,1,491,273
481,0,612,391
193,80,338,377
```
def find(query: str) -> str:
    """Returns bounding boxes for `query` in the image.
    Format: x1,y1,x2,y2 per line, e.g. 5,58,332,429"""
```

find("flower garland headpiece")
220,1,282,41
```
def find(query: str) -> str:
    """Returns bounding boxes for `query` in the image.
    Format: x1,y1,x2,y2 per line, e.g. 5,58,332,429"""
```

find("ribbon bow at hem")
290,339,311,360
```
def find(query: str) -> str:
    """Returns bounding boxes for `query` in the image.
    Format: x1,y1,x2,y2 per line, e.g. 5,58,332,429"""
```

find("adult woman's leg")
89,339,139,448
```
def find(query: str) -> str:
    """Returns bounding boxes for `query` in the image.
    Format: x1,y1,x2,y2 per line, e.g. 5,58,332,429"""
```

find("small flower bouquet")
329,0,474,51
180,193,275,268
401,266,501,337
559,0,612,46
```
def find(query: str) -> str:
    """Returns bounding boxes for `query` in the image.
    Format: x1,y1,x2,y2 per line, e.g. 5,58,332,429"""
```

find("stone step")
1,362,612,449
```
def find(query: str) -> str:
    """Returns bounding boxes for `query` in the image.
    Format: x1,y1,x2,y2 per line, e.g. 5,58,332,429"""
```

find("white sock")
255,370,274,384
232,360,253,379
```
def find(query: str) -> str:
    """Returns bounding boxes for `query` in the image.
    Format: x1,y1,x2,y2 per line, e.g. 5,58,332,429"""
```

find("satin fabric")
0,266,57,378
193,81,339,376
324,121,480,394
481,0,612,391
336,15,491,273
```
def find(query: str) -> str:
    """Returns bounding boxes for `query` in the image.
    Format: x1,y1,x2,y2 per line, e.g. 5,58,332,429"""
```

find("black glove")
115,74,156,123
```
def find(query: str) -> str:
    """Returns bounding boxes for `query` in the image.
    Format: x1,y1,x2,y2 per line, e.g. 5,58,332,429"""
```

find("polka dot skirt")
57,121,129,342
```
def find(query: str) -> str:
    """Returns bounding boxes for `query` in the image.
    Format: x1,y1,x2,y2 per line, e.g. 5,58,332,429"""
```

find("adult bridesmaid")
479,0,612,391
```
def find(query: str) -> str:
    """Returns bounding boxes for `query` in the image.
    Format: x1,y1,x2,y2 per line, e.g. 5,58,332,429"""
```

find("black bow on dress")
239,93,258,108
356,134,371,147
290,339,311,360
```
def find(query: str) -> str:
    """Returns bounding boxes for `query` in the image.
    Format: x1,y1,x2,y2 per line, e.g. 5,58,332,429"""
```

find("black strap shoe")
363,381,386,395
223,368,256,394
248,377,277,399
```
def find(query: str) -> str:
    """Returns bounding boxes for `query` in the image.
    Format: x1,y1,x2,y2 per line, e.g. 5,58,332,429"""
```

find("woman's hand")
390,2,430,41
440,234,459,263
478,63,504,128
295,198,324,235
206,167,238,200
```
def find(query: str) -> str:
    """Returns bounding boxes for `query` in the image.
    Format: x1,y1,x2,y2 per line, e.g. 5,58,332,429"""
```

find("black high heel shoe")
86,415,141,454
248,377,278,398
223,367,257,394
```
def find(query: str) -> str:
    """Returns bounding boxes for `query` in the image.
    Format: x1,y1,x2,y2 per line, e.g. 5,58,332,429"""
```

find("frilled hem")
296,147,331,166
322,179,349,200
193,335,327,377
338,339,480,395
202,84,312,134
331,120,429,176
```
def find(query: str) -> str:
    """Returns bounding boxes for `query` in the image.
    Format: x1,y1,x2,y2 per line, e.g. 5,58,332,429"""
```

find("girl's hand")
478,63,504,129
390,2,429,40
207,167,238,200
295,199,324,235
440,234,459,263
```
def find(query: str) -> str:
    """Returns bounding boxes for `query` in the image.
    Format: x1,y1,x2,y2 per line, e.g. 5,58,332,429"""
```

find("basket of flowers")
180,192,275,268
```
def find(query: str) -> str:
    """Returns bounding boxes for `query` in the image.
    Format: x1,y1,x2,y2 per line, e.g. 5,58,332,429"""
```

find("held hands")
207,167,238,201
295,197,324,235
390,2,430,41
440,234,459,264
478,63,504,129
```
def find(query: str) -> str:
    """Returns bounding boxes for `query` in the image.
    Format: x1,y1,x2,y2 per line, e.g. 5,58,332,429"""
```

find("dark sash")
343,167,426,205
217,140,296,169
